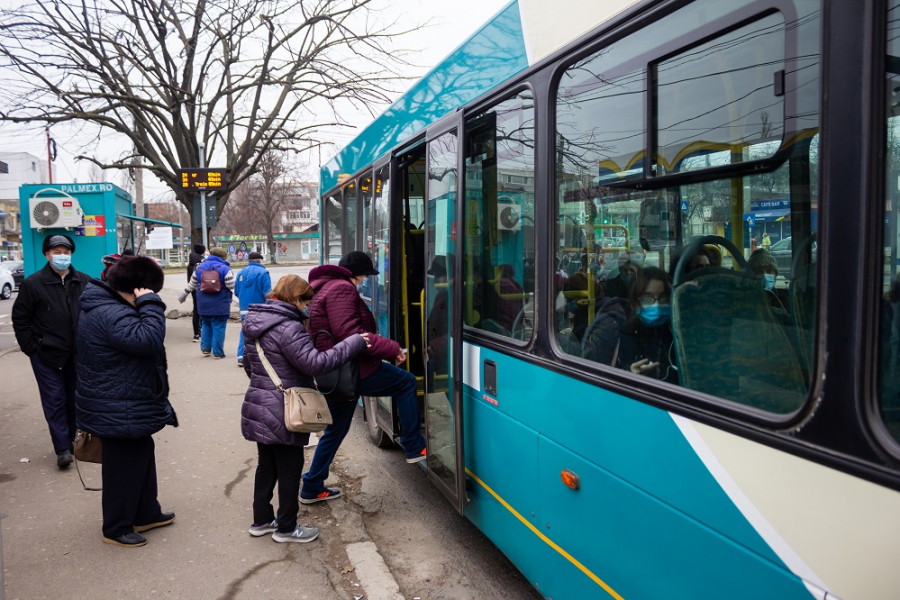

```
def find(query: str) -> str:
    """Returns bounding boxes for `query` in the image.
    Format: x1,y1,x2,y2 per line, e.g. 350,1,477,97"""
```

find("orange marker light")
561,469,580,490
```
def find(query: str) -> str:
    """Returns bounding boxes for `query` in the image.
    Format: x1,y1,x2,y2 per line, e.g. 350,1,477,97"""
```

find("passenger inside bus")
582,267,677,383
604,252,642,301
561,271,605,343
748,248,789,316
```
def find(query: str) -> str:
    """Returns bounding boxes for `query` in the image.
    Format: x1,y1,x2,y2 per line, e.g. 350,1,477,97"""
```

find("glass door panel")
424,130,460,502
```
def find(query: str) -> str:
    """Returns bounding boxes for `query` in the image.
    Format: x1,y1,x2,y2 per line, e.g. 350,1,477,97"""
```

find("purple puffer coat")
240,299,366,446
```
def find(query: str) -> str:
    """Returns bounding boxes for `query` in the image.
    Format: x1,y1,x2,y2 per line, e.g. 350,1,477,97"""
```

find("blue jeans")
200,315,228,357
237,314,246,364
301,362,424,495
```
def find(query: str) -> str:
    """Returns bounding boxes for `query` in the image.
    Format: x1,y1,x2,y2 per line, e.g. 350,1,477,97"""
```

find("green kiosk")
18,183,181,278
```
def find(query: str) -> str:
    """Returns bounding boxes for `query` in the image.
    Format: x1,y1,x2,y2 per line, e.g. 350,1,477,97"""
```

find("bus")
318,0,900,598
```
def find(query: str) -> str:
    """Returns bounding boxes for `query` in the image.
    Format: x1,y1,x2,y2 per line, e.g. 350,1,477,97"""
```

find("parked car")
0,261,24,289
769,236,817,278
0,268,14,300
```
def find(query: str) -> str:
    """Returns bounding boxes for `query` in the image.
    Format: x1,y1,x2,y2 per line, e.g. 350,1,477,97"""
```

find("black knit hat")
106,256,165,293
193,244,206,255
42,234,75,254
248,251,263,261
339,251,378,276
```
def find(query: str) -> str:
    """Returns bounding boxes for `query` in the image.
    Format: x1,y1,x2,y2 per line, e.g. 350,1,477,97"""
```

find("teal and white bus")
319,0,900,597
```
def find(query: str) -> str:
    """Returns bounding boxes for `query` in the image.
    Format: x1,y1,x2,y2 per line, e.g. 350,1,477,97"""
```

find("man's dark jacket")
12,263,92,369
75,281,177,439
307,264,398,380
187,251,204,283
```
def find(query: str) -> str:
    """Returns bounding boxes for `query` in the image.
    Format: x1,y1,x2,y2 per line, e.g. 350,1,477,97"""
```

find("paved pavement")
0,261,543,600
0,263,393,600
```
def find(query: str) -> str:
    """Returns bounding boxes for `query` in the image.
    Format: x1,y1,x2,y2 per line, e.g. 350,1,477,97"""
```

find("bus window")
881,0,900,443
373,168,390,334
654,13,785,176
345,179,358,255
325,194,343,264
557,11,819,415
463,90,535,341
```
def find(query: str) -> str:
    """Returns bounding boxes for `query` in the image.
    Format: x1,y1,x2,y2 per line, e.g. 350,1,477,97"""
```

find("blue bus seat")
672,268,807,414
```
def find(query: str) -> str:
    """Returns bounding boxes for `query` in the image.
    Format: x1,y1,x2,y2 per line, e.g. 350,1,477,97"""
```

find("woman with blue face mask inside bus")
618,267,678,383
748,248,789,316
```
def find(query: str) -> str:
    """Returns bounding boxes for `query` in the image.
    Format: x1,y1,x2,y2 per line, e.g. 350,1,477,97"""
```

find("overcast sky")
0,0,512,199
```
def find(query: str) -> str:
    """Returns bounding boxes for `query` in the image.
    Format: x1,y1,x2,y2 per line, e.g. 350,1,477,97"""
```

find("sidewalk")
0,315,401,600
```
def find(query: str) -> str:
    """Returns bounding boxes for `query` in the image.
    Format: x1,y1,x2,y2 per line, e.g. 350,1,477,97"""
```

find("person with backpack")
235,252,272,368
178,247,235,358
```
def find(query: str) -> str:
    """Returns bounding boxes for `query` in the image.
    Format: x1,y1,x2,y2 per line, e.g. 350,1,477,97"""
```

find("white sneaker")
272,526,319,543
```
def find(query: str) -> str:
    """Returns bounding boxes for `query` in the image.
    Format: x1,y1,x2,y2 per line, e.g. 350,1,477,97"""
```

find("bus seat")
672,268,807,414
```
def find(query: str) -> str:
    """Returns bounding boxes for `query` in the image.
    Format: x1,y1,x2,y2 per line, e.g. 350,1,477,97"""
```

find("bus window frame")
459,83,539,349
545,1,820,429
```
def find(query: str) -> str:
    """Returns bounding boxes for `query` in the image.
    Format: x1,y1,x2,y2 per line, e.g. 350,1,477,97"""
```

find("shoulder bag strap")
75,458,101,492
254,339,284,392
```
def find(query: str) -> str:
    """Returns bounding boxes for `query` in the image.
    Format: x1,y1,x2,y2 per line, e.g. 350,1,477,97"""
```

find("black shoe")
134,512,175,532
56,450,73,469
102,532,147,547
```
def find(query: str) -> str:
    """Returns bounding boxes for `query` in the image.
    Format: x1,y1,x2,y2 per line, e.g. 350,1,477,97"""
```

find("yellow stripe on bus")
465,468,624,600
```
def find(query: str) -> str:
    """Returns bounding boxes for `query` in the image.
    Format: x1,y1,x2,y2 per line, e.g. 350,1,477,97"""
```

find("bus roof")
320,1,528,193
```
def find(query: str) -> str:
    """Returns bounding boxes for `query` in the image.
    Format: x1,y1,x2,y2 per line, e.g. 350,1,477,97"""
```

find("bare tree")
244,149,293,262
0,0,408,243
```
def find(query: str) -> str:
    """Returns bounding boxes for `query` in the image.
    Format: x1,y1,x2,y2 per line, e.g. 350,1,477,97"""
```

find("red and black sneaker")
405,447,427,464
299,488,341,505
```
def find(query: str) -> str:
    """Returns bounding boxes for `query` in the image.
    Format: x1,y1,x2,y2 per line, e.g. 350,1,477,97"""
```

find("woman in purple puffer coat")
240,274,369,543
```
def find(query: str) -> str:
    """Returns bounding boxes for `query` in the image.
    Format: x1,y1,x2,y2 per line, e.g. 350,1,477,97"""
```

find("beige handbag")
255,340,332,433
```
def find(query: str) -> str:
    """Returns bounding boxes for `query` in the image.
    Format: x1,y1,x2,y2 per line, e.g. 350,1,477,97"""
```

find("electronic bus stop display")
178,168,226,191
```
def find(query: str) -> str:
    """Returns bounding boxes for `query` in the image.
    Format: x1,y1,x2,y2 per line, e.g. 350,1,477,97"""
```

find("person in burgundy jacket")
300,252,427,504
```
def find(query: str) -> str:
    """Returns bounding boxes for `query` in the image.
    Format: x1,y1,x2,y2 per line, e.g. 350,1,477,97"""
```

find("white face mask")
763,273,776,290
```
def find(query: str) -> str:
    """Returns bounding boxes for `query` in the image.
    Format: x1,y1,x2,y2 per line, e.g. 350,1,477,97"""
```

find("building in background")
0,152,56,259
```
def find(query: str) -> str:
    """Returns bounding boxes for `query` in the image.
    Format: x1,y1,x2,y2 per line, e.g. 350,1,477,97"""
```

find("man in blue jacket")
235,251,271,367
178,247,235,358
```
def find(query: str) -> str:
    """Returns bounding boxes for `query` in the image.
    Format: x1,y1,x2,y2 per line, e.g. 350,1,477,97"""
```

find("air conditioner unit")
497,203,522,231
29,192,84,230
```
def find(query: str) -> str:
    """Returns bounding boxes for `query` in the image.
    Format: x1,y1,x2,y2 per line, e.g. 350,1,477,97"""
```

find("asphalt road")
0,262,542,600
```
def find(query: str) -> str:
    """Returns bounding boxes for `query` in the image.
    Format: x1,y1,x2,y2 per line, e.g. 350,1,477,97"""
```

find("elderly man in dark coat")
12,234,92,468
75,256,178,547
301,252,426,506
241,274,367,543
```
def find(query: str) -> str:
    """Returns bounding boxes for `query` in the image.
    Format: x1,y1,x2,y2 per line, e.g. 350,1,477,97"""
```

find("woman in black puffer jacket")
75,256,178,548
241,274,368,543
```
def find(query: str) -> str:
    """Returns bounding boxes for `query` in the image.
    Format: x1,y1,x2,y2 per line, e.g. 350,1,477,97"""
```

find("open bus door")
422,122,466,513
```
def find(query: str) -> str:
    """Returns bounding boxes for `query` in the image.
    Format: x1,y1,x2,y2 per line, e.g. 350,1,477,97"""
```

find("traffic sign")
680,200,689,212
743,213,756,227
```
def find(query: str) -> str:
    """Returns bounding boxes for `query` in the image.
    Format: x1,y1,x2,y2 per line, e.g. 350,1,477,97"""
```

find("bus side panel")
463,384,543,588
535,436,813,600
477,348,784,564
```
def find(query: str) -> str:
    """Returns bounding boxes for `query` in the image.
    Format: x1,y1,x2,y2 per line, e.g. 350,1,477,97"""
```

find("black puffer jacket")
12,263,92,369
75,281,177,438
241,299,366,446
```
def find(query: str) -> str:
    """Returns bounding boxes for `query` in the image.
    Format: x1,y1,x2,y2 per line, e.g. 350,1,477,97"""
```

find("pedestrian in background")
187,244,206,342
100,252,120,282
12,235,91,469
241,274,368,543
301,252,426,505
76,256,178,547
235,251,271,368
179,247,235,358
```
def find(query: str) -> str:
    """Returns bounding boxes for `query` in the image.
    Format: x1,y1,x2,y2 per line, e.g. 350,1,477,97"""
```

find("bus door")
423,125,466,512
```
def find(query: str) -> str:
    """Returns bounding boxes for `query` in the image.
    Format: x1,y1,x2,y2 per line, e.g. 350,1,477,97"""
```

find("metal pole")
0,512,7,600
199,142,208,249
